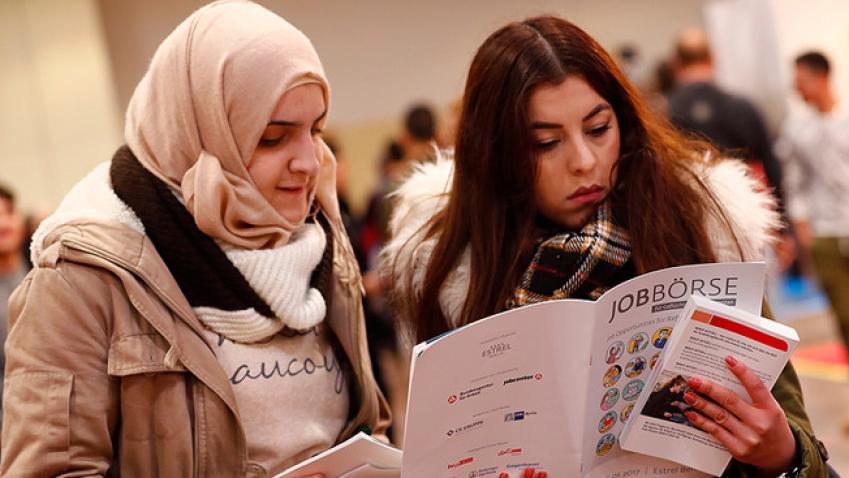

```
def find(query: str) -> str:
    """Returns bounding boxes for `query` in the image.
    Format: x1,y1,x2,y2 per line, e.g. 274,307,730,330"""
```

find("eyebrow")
530,103,612,129
267,109,327,127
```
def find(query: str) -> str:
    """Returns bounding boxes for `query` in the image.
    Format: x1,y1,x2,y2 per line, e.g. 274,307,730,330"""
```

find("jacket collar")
33,162,243,413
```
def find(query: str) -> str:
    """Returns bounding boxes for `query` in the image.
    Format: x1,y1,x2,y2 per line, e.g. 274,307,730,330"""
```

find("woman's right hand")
499,468,548,478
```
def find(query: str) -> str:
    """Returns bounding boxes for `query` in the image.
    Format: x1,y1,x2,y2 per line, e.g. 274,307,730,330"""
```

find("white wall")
705,0,787,132
0,0,122,212
101,0,709,125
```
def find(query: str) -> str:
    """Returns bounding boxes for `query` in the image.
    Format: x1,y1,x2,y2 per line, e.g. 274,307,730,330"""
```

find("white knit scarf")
194,223,328,343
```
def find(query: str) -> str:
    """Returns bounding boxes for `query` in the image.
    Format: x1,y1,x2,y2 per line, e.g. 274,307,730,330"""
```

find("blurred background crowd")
1,0,848,473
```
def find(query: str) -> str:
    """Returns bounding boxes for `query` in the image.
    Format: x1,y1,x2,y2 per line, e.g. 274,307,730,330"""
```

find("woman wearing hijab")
1,1,389,476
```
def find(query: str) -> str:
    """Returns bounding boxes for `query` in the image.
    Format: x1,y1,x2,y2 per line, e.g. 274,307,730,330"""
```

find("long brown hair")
403,16,738,342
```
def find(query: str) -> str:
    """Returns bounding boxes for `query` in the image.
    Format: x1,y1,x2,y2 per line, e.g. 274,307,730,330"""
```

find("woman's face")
248,83,326,224
528,76,620,230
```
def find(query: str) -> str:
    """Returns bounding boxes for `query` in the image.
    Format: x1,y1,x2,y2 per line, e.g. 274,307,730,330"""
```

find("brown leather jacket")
2,218,390,477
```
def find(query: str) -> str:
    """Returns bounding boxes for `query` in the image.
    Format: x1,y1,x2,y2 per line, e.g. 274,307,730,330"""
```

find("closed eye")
258,124,291,147
259,135,286,147
587,123,612,138
535,138,560,151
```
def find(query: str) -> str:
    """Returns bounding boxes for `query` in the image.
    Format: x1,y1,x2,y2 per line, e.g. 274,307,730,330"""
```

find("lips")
568,184,604,204
277,185,306,194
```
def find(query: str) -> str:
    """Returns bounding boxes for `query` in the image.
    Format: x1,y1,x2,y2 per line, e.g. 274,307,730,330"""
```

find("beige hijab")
125,0,341,250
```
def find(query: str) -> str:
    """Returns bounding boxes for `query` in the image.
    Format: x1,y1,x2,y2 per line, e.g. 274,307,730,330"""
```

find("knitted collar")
510,201,634,307
110,146,330,342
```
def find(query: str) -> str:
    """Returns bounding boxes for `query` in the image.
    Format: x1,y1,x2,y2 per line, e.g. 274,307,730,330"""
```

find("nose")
289,134,321,177
565,137,597,176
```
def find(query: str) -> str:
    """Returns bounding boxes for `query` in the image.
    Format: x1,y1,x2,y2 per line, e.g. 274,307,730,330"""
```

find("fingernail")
687,376,701,389
500,474,508,478
685,411,697,422
725,355,738,366
684,391,697,404
539,473,548,478
524,469,536,478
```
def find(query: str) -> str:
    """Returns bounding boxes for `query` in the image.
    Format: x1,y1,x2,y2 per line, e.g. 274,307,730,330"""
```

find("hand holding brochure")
273,432,401,478
401,262,767,478
620,295,799,476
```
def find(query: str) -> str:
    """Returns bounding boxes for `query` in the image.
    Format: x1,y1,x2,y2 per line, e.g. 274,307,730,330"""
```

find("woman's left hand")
683,355,797,476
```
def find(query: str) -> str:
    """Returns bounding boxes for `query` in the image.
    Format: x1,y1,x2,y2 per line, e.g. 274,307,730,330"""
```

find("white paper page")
621,295,797,476
273,432,401,478
402,300,595,478
339,463,401,478
580,262,766,477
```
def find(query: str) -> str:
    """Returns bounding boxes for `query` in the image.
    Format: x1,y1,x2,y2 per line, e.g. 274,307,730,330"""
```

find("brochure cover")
401,262,766,478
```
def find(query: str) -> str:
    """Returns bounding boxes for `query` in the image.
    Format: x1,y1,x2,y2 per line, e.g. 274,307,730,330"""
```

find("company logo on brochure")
504,410,538,422
503,372,543,386
447,419,484,437
468,466,499,477
497,447,523,456
447,457,475,469
448,383,495,404
481,341,512,359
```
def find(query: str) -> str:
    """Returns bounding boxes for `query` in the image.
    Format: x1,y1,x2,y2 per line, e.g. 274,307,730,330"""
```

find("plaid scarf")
510,202,633,307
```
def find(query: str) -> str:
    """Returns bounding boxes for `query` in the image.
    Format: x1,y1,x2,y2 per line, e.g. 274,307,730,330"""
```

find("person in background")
358,105,440,445
0,184,27,426
1,1,388,475
667,28,785,214
324,136,362,265
382,15,830,477
775,50,849,434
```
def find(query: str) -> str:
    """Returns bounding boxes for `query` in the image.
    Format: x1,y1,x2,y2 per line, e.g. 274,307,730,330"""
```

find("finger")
687,375,754,420
685,410,751,458
724,355,773,406
683,390,752,439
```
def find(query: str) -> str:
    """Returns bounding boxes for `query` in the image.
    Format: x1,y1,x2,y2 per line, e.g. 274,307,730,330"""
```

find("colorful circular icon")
603,365,622,387
598,411,617,433
600,388,620,411
650,351,661,370
620,403,635,423
652,327,673,349
628,333,649,354
596,433,616,456
622,379,644,401
625,356,647,378
606,341,625,364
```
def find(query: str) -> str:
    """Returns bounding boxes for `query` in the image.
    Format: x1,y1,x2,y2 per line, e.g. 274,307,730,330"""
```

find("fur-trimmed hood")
380,151,780,327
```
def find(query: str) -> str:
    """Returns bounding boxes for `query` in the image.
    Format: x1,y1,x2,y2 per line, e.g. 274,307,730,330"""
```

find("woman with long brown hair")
382,16,828,477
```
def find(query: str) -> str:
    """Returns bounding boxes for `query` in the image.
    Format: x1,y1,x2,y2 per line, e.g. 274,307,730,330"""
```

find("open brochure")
620,295,799,476
273,432,401,478
402,262,766,478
